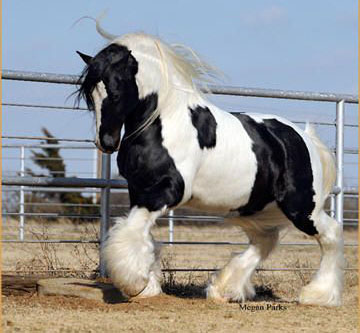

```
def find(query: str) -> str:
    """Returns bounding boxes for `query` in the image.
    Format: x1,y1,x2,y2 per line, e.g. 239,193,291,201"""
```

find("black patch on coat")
236,115,317,236
189,106,217,149
235,115,282,215
117,93,185,211
76,44,184,211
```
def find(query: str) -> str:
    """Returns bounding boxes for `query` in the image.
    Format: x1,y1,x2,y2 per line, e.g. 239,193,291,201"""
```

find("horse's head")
76,43,140,153
76,32,220,153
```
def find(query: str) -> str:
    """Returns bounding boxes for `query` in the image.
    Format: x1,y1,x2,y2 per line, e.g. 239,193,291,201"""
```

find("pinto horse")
76,27,343,306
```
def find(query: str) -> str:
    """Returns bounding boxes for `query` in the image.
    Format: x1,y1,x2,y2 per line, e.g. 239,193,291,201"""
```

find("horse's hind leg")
101,206,163,298
207,223,280,302
299,210,344,306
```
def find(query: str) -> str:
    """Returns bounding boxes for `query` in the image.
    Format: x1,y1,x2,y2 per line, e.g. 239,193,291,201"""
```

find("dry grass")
2,219,358,332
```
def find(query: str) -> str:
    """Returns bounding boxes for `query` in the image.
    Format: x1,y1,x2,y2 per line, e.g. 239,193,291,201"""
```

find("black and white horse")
76,26,343,306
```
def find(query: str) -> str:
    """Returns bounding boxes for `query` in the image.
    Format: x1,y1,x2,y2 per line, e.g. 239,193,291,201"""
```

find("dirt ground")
2,220,359,332
2,288,358,333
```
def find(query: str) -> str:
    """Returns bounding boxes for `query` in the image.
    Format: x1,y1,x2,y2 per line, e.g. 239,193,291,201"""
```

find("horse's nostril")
102,133,116,147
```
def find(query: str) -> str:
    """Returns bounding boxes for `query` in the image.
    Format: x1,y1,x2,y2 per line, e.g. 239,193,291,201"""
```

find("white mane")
95,19,222,89
95,19,224,134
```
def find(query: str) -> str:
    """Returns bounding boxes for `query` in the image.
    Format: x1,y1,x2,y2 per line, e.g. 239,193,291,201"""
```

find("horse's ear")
123,50,131,62
125,51,138,75
76,51,93,64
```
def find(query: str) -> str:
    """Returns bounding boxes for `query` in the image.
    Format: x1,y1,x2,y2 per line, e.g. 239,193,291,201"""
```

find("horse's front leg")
101,206,164,298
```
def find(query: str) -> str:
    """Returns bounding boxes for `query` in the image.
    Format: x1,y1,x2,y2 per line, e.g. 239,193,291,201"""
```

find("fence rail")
3,69,358,103
2,69,358,276
2,239,358,247
2,176,127,189
3,176,358,194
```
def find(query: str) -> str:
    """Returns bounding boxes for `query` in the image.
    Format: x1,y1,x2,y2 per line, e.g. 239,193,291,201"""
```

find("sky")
2,0,358,186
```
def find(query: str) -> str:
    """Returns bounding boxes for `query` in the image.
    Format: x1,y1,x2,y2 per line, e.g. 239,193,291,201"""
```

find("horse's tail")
305,123,336,198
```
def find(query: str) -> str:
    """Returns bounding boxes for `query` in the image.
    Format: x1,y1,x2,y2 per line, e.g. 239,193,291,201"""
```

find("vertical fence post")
168,209,174,245
330,194,336,218
19,146,25,241
92,148,97,204
99,153,111,277
335,100,345,224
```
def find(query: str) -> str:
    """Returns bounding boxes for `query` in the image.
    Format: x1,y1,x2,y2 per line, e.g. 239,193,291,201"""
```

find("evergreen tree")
30,128,66,178
27,128,98,220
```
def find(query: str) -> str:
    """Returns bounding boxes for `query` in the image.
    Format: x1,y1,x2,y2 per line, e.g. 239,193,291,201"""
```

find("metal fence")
2,69,358,276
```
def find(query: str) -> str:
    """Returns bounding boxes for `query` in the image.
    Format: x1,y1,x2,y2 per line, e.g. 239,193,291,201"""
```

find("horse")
76,24,344,306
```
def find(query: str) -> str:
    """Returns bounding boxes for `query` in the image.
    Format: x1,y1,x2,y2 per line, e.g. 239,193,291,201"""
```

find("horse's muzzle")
96,134,121,154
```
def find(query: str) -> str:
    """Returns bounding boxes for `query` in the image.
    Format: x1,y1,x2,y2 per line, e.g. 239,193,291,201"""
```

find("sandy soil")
2,283,358,333
2,220,359,332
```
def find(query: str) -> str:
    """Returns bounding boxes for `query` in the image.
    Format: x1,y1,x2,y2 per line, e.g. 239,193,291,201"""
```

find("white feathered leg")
299,211,344,306
101,206,163,298
136,238,162,298
207,227,279,302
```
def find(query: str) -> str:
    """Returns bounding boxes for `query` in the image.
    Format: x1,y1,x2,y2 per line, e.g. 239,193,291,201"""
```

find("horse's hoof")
131,290,162,299
132,283,162,299
206,284,229,303
127,270,162,299
299,283,342,307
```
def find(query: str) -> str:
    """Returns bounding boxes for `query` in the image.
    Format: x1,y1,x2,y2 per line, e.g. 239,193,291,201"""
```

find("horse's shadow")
162,283,284,303
162,282,207,299
71,281,286,305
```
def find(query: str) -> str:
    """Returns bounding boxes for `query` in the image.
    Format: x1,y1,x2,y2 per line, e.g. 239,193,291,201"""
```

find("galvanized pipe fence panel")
2,69,358,276
3,69,358,103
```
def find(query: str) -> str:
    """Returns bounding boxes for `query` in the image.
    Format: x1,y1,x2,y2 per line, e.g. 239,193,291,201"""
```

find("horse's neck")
157,90,215,155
